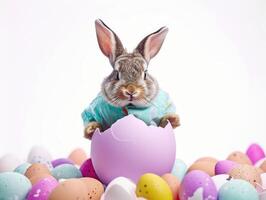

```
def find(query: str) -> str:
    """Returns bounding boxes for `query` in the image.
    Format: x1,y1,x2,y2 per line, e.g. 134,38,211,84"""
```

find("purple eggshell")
27,177,58,200
179,170,217,200
80,158,99,180
215,160,239,175
246,143,266,165
91,115,176,184
51,158,74,168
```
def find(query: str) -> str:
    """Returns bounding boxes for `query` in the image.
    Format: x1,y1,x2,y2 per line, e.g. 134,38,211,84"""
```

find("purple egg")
51,158,74,168
215,160,239,175
246,143,265,165
179,170,218,200
80,158,99,180
27,176,58,200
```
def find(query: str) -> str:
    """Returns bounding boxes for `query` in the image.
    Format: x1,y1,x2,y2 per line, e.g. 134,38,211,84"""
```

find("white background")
1,0,266,165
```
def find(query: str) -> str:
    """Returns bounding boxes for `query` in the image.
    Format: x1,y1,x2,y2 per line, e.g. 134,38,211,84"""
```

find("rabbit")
82,19,180,139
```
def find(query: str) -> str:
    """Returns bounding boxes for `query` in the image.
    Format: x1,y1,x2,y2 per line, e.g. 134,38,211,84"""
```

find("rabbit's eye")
144,70,147,80
115,70,120,80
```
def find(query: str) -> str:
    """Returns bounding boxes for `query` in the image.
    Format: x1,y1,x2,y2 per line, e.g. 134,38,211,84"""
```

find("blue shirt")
81,89,176,130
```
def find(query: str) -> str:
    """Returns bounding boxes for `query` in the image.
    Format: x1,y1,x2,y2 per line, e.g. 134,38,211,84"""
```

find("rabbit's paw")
159,114,180,129
84,122,102,140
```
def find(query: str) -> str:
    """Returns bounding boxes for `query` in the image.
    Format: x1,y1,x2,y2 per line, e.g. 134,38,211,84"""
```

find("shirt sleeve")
81,106,95,127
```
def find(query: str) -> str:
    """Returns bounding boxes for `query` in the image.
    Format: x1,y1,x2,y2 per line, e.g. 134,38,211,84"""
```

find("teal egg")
0,172,32,200
218,179,259,200
14,162,31,175
51,164,82,180
171,159,187,181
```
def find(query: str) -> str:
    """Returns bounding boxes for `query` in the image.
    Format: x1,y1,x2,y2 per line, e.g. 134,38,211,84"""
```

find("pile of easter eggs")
0,143,266,200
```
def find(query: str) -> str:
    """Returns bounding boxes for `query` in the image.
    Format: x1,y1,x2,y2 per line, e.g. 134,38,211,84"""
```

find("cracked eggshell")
91,115,176,184
0,172,32,200
27,146,53,169
101,177,137,200
218,179,259,200
27,176,58,200
179,170,217,200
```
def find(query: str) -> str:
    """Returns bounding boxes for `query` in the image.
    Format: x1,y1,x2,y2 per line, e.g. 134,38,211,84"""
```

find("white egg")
27,145,53,169
260,191,266,200
261,173,266,188
212,174,231,191
101,177,137,200
0,154,21,172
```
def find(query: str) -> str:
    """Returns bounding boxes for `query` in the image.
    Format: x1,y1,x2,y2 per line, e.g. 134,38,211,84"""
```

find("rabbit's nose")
126,84,136,94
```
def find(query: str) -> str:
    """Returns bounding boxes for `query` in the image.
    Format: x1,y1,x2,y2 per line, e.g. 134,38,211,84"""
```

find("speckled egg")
100,177,136,200
171,159,187,181
162,173,180,200
179,170,217,200
80,177,104,200
14,162,31,175
80,158,99,179
68,148,87,166
136,173,172,200
211,174,230,191
0,172,32,200
0,154,21,172
51,164,82,180
188,160,217,176
27,176,58,200
218,179,259,200
261,173,266,188
215,160,239,175
27,146,53,169
48,179,87,200
51,158,74,168
227,151,252,165
246,143,265,165
229,164,262,187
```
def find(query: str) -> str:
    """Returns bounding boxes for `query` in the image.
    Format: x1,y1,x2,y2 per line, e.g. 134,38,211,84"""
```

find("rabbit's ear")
95,19,124,65
135,27,168,63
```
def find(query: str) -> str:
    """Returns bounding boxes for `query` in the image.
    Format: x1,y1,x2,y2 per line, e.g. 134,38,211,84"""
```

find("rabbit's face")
95,19,168,107
101,52,159,107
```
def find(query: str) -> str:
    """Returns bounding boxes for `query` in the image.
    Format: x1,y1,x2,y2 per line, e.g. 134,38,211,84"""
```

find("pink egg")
215,160,239,175
80,158,99,180
27,176,58,200
246,143,265,165
91,115,176,184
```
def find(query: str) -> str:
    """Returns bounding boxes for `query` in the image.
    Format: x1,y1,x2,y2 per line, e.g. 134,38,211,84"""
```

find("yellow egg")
136,173,173,200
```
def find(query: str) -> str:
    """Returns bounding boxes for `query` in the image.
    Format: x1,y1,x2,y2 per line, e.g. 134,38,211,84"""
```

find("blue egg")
218,179,259,200
14,162,31,175
171,159,187,181
51,164,82,180
0,172,32,200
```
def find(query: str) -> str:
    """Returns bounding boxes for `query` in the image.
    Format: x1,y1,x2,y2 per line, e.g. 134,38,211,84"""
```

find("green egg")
0,172,32,200
51,164,82,180
218,179,259,200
